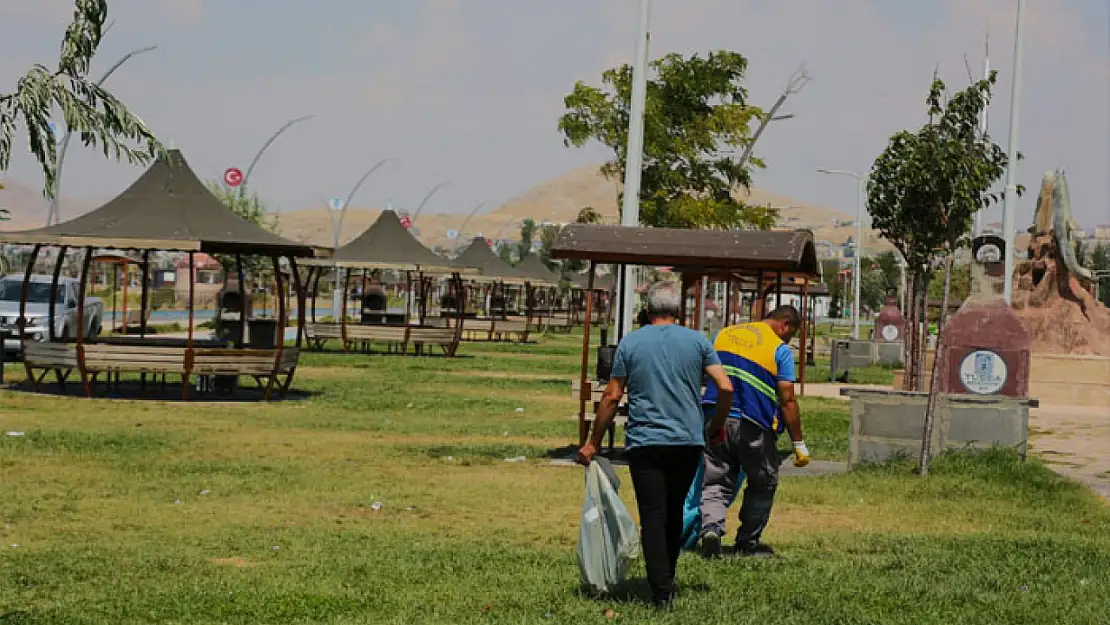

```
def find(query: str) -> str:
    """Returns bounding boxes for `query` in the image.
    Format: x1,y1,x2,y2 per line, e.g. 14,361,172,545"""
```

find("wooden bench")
345,324,409,353
570,379,629,450
193,347,299,398
461,319,495,342
305,323,344,350
407,327,460,356
23,341,79,390
492,319,530,343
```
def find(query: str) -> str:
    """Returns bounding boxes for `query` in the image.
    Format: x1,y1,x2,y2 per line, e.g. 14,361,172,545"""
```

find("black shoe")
700,530,722,559
735,543,776,558
651,594,675,611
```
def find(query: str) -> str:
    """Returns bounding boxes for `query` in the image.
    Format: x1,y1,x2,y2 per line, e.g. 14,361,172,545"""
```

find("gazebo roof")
0,150,314,257
453,238,536,284
514,254,561,287
308,210,473,273
550,224,820,278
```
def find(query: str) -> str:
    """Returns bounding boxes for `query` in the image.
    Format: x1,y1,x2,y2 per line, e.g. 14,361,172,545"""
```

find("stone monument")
937,234,1032,397
873,293,905,365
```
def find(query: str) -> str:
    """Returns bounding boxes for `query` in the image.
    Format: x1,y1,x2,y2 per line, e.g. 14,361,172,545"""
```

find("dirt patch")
209,557,260,568
442,370,566,381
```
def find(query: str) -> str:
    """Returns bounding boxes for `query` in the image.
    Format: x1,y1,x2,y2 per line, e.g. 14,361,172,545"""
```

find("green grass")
1,331,1108,624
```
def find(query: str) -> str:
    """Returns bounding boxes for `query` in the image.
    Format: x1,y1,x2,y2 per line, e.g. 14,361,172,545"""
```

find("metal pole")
1002,0,1027,304
853,176,864,339
616,0,652,340
241,115,313,194
817,168,867,339
411,181,451,225
48,45,158,226
973,35,991,238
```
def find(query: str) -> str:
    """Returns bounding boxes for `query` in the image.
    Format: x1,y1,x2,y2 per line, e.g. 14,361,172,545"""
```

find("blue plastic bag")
681,456,743,550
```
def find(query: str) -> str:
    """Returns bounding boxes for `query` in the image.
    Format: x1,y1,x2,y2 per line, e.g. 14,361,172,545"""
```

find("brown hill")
0,178,93,230
278,165,880,254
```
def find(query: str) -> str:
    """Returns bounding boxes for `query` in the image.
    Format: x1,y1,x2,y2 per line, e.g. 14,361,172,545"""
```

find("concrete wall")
845,388,1033,467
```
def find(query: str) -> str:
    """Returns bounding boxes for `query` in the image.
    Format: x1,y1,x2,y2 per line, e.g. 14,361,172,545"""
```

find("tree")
576,206,601,225
822,262,845,318
517,218,537,260
206,181,279,278
867,71,1017,476
559,51,778,230
0,0,161,198
538,223,561,270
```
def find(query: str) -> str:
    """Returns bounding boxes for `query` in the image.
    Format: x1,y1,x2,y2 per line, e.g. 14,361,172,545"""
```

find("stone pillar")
937,236,1032,398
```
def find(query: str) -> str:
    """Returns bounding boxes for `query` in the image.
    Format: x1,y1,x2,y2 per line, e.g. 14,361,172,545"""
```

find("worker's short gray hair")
645,282,681,319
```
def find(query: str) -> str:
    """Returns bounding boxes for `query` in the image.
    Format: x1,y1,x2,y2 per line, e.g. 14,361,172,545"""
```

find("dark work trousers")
626,445,703,603
700,418,780,551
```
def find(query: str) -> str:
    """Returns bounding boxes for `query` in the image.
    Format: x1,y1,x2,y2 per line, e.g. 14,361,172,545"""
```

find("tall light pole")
241,115,313,194
817,168,868,339
615,0,653,341
973,33,991,238
1001,0,1027,304
410,180,451,225
48,44,158,226
327,157,395,317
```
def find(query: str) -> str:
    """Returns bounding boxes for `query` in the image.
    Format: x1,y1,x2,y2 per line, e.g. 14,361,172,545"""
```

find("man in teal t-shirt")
579,282,733,609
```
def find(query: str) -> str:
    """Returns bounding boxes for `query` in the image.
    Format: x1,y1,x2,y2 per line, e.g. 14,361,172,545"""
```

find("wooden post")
139,251,150,338
76,247,94,398
290,258,305,349
121,262,130,336
18,245,43,386
340,268,351,351
47,246,68,341
799,278,809,397
578,262,596,447
754,271,765,319
775,271,783,309
404,271,413,324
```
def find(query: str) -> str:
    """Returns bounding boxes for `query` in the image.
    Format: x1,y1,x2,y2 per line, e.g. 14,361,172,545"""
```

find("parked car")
0,275,104,353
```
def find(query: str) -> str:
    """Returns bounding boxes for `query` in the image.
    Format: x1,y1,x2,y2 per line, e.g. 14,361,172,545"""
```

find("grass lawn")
1,331,1108,624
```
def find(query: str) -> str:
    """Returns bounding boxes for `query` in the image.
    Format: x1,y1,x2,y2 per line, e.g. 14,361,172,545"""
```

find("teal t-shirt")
611,324,721,449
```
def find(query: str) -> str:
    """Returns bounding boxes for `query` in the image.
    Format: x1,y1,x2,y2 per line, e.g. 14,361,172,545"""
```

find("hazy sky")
1,0,1107,229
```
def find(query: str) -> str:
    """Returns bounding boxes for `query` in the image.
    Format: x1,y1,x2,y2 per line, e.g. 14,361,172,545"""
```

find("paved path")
806,383,1110,502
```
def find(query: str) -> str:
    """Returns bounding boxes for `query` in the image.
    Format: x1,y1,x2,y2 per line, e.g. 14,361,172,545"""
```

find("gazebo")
550,224,821,447
0,150,316,400
301,210,477,356
452,238,555,342
513,254,566,331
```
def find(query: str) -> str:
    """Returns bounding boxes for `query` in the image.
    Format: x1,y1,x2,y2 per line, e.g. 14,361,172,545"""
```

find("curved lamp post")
328,157,395,251
817,168,868,340
455,200,487,243
410,180,451,225
240,114,314,194
48,44,158,226
326,157,395,319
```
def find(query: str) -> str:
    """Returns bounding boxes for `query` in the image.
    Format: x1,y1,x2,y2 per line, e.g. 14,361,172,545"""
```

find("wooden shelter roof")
453,238,535,284
0,150,314,257
550,225,820,278
514,254,561,287
304,210,474,273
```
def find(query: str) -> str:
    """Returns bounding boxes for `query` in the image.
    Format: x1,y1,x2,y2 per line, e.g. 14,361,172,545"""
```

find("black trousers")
626,445,703,602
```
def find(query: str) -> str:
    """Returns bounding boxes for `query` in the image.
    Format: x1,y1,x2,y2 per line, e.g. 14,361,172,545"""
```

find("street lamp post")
817,168,869,339
1001,0,1027,304
48,44,158,226
241,115,313,194
615,0,653,341
326,157,396,318
410,181,451,226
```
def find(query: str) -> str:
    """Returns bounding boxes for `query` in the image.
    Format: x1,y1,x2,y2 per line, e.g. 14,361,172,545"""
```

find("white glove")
792,440,810,467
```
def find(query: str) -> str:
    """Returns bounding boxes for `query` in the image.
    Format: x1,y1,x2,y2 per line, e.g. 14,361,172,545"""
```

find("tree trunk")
903,272,916,390
915,274,930,392
919,255,954,477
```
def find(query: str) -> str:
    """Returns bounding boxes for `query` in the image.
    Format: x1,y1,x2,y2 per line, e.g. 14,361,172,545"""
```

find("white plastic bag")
577,457,640,593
